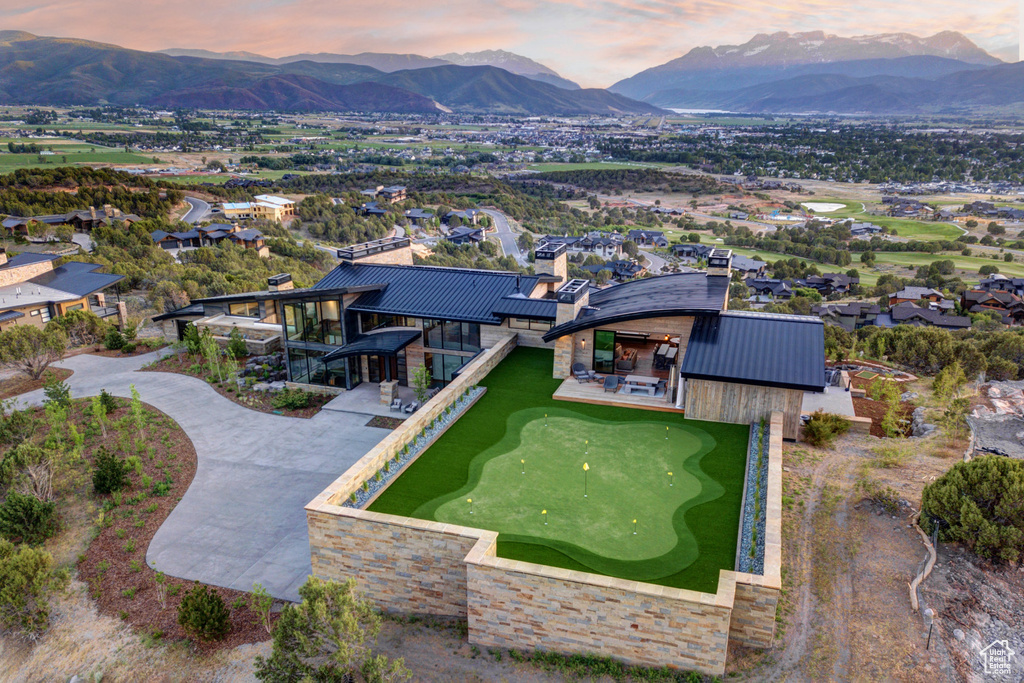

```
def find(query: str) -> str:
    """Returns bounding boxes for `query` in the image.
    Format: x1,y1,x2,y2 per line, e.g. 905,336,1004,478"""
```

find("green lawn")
808,198,964,241
369,347,749,593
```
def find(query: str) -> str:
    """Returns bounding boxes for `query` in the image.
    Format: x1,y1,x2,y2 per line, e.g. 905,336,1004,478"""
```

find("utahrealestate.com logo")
980,639,1015,676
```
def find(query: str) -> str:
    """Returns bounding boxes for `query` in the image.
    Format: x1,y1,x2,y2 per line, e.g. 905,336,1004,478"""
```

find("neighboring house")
2,205,139,236
888,287,954,312
880,302,971,330
961,289,1024,325
443,209,484,225
446,226,484,245
729,212,749,221
0,249,125,331
358,201,389,217
221,196,295,221
379,186,407,203
403,209,435,225
671,243,715,264
979,275,1024,298
812,302,881,331
155,240,824,440
745,278,794,300
627,229,668,248
847,221,883,237
537,234,622,260
581,259,646,282
151,223,269,257
731,255,767,279
796,273,858,296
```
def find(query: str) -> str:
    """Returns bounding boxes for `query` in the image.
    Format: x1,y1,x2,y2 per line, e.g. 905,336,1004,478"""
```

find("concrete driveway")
13,351,389,602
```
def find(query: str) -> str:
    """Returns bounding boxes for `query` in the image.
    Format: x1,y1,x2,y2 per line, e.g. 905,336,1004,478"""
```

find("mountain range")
0,32,652,115
158,47,580,89
610,30,1024,114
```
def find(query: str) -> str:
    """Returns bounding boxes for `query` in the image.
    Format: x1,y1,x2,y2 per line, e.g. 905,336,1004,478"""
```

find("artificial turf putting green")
368,347,749,593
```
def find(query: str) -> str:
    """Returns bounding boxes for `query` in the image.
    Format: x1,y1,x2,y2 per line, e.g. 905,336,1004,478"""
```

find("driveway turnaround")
14,352,390,602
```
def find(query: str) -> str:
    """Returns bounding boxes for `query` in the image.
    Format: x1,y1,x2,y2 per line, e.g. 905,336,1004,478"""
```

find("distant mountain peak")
433,49,580,89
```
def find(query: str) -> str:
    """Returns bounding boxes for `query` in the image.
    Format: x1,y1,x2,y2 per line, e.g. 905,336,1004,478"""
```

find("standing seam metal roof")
679,311,826,392
314,263,539,324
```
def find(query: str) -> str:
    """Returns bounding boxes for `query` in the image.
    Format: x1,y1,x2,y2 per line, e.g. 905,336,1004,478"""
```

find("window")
423,319,480,352
593,330,615,374
229,301,260,318
359,313,415,333
509,318,553,331
66,303,84,312
287,348,346,387
284,299,343,344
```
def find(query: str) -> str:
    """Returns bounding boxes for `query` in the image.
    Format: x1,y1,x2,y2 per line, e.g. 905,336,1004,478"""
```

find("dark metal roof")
29,261,123,297
315,262,540,324
3,252,62,268
322,329,422,363
542,273,729,341
491,295,557,320
0,310,25,323
192,284,385,306
679,311,826,392
152,303,205,321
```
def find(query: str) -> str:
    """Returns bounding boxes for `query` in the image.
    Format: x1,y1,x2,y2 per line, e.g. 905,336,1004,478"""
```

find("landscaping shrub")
0,538,69,638
182,322,203,355
41,372,71,409
802,410,851,449
177,582,231,641
271,388,311,411
46,309,107,347
920,456,1024,563
227,329,248,360
103,327,125,351
120,343,137,354
91,447,129,495
0,491,58,545
99,389,119,413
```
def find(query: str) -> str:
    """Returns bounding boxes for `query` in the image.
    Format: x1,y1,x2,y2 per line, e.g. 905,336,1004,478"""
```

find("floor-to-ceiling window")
423,319,481,353
423,352,469,388
593,330,615,374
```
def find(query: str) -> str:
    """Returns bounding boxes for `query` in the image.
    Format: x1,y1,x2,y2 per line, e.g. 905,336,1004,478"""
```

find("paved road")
640,248,669,275
182,196,211,224
13,352,390,602
482,209,529,267
71,233,94,253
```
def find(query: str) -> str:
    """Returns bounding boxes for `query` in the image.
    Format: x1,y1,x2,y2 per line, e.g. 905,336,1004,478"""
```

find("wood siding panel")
684,379,802,440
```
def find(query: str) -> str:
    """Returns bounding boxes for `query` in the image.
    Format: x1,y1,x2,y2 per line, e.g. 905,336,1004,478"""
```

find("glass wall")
509,318,554,331
228,301,260,318
423,352,469,388
287,348,347,387
593,330,615,374
284,299,343,345
423,319,481,352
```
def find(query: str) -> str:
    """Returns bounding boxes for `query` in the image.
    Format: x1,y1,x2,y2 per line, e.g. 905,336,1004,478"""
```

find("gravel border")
738,418,769,575
344,385,485,508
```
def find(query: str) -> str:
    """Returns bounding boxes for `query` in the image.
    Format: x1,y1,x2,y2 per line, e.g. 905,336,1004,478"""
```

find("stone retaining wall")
306,357,784,676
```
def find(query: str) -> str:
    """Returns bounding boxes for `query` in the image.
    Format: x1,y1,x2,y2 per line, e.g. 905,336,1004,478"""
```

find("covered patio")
552,374,681,413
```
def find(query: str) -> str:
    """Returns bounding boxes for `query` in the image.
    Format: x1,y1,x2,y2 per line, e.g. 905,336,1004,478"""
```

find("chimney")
706,248,733,278
268,273,294,292
103,204,113,217
534,242,567,285
552,279,590,378
336,236,412,266
0,248,7,267
90,206,97,220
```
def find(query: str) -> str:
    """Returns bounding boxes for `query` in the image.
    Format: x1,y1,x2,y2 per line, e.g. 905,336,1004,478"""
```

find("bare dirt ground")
728,393,964,681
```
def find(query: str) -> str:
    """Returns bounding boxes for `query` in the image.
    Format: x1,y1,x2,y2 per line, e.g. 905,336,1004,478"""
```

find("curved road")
182,196,211,224
482,209,529,267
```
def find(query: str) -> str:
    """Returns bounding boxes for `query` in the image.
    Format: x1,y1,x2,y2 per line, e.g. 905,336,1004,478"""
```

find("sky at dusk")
1,0,1019,86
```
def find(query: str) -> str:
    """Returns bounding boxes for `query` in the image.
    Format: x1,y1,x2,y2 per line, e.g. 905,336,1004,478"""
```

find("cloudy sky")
2,0,1019,86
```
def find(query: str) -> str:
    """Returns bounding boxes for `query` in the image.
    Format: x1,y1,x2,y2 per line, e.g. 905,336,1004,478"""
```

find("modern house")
0,249,125,330
403,208,435,225
888,287,954,312
446,226,484,245
745,278,794,300
671,243,715,264
581,258,646,282
156,241,824,440
221,195,295,221
443,209,484,225
536,234,622,260
731,255,767,279
879,302,971,330
811,302,881,331
796,273,858,296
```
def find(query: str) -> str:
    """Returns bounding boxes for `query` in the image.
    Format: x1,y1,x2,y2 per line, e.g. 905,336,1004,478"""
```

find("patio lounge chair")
389,398,403,412
603,375,621,393
403,401,419,414
572,362,598,383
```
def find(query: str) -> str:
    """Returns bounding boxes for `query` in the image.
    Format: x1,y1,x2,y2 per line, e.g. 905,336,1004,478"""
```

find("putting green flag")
583,462,589,471
467,498,472,503
542,509,547,514
668,472,673,477
633,518,637,524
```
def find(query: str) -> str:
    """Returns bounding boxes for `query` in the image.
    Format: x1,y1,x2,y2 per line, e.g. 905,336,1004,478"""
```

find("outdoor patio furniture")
623,374,659,396
572,362,598,383
389,398,403,412
403,401,419,414
603,375,622,393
